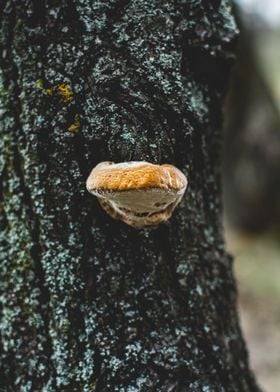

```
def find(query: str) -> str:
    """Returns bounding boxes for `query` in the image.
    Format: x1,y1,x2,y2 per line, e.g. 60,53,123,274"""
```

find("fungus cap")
86,161,188,228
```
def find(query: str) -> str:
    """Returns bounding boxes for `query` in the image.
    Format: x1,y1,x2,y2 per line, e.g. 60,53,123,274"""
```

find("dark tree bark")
0,1,260,391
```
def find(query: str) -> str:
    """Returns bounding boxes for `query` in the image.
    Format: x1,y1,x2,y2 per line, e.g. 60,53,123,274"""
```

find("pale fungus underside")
86,161,188,228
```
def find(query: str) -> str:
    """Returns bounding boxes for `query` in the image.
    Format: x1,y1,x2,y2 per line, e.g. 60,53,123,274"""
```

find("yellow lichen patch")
36,79,43,88
45,88,53,96
22,260,30,270
36,81,74,102
36,79,52,95
57,84,74,103
68,114,80,133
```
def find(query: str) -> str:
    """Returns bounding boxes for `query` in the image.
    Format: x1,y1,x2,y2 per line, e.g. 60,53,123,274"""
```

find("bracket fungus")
86,161,188,229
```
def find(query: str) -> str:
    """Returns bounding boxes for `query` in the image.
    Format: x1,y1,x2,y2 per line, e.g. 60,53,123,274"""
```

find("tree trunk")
223,10,280,233
0,1,261,391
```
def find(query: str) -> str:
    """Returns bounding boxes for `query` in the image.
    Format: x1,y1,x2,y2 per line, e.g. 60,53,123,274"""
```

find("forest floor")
226,230,280,392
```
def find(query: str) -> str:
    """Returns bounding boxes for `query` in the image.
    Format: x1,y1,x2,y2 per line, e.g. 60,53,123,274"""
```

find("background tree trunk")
0,1,261,391
223,9,280,233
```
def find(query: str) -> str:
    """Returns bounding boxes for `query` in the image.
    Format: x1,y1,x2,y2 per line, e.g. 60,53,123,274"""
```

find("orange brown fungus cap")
86,161,188,229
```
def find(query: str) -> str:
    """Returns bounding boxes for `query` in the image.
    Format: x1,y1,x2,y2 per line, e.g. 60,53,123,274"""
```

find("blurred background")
223,0,280,390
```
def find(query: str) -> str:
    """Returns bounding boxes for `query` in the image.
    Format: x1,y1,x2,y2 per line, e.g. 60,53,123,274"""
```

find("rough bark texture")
0,1,260,391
